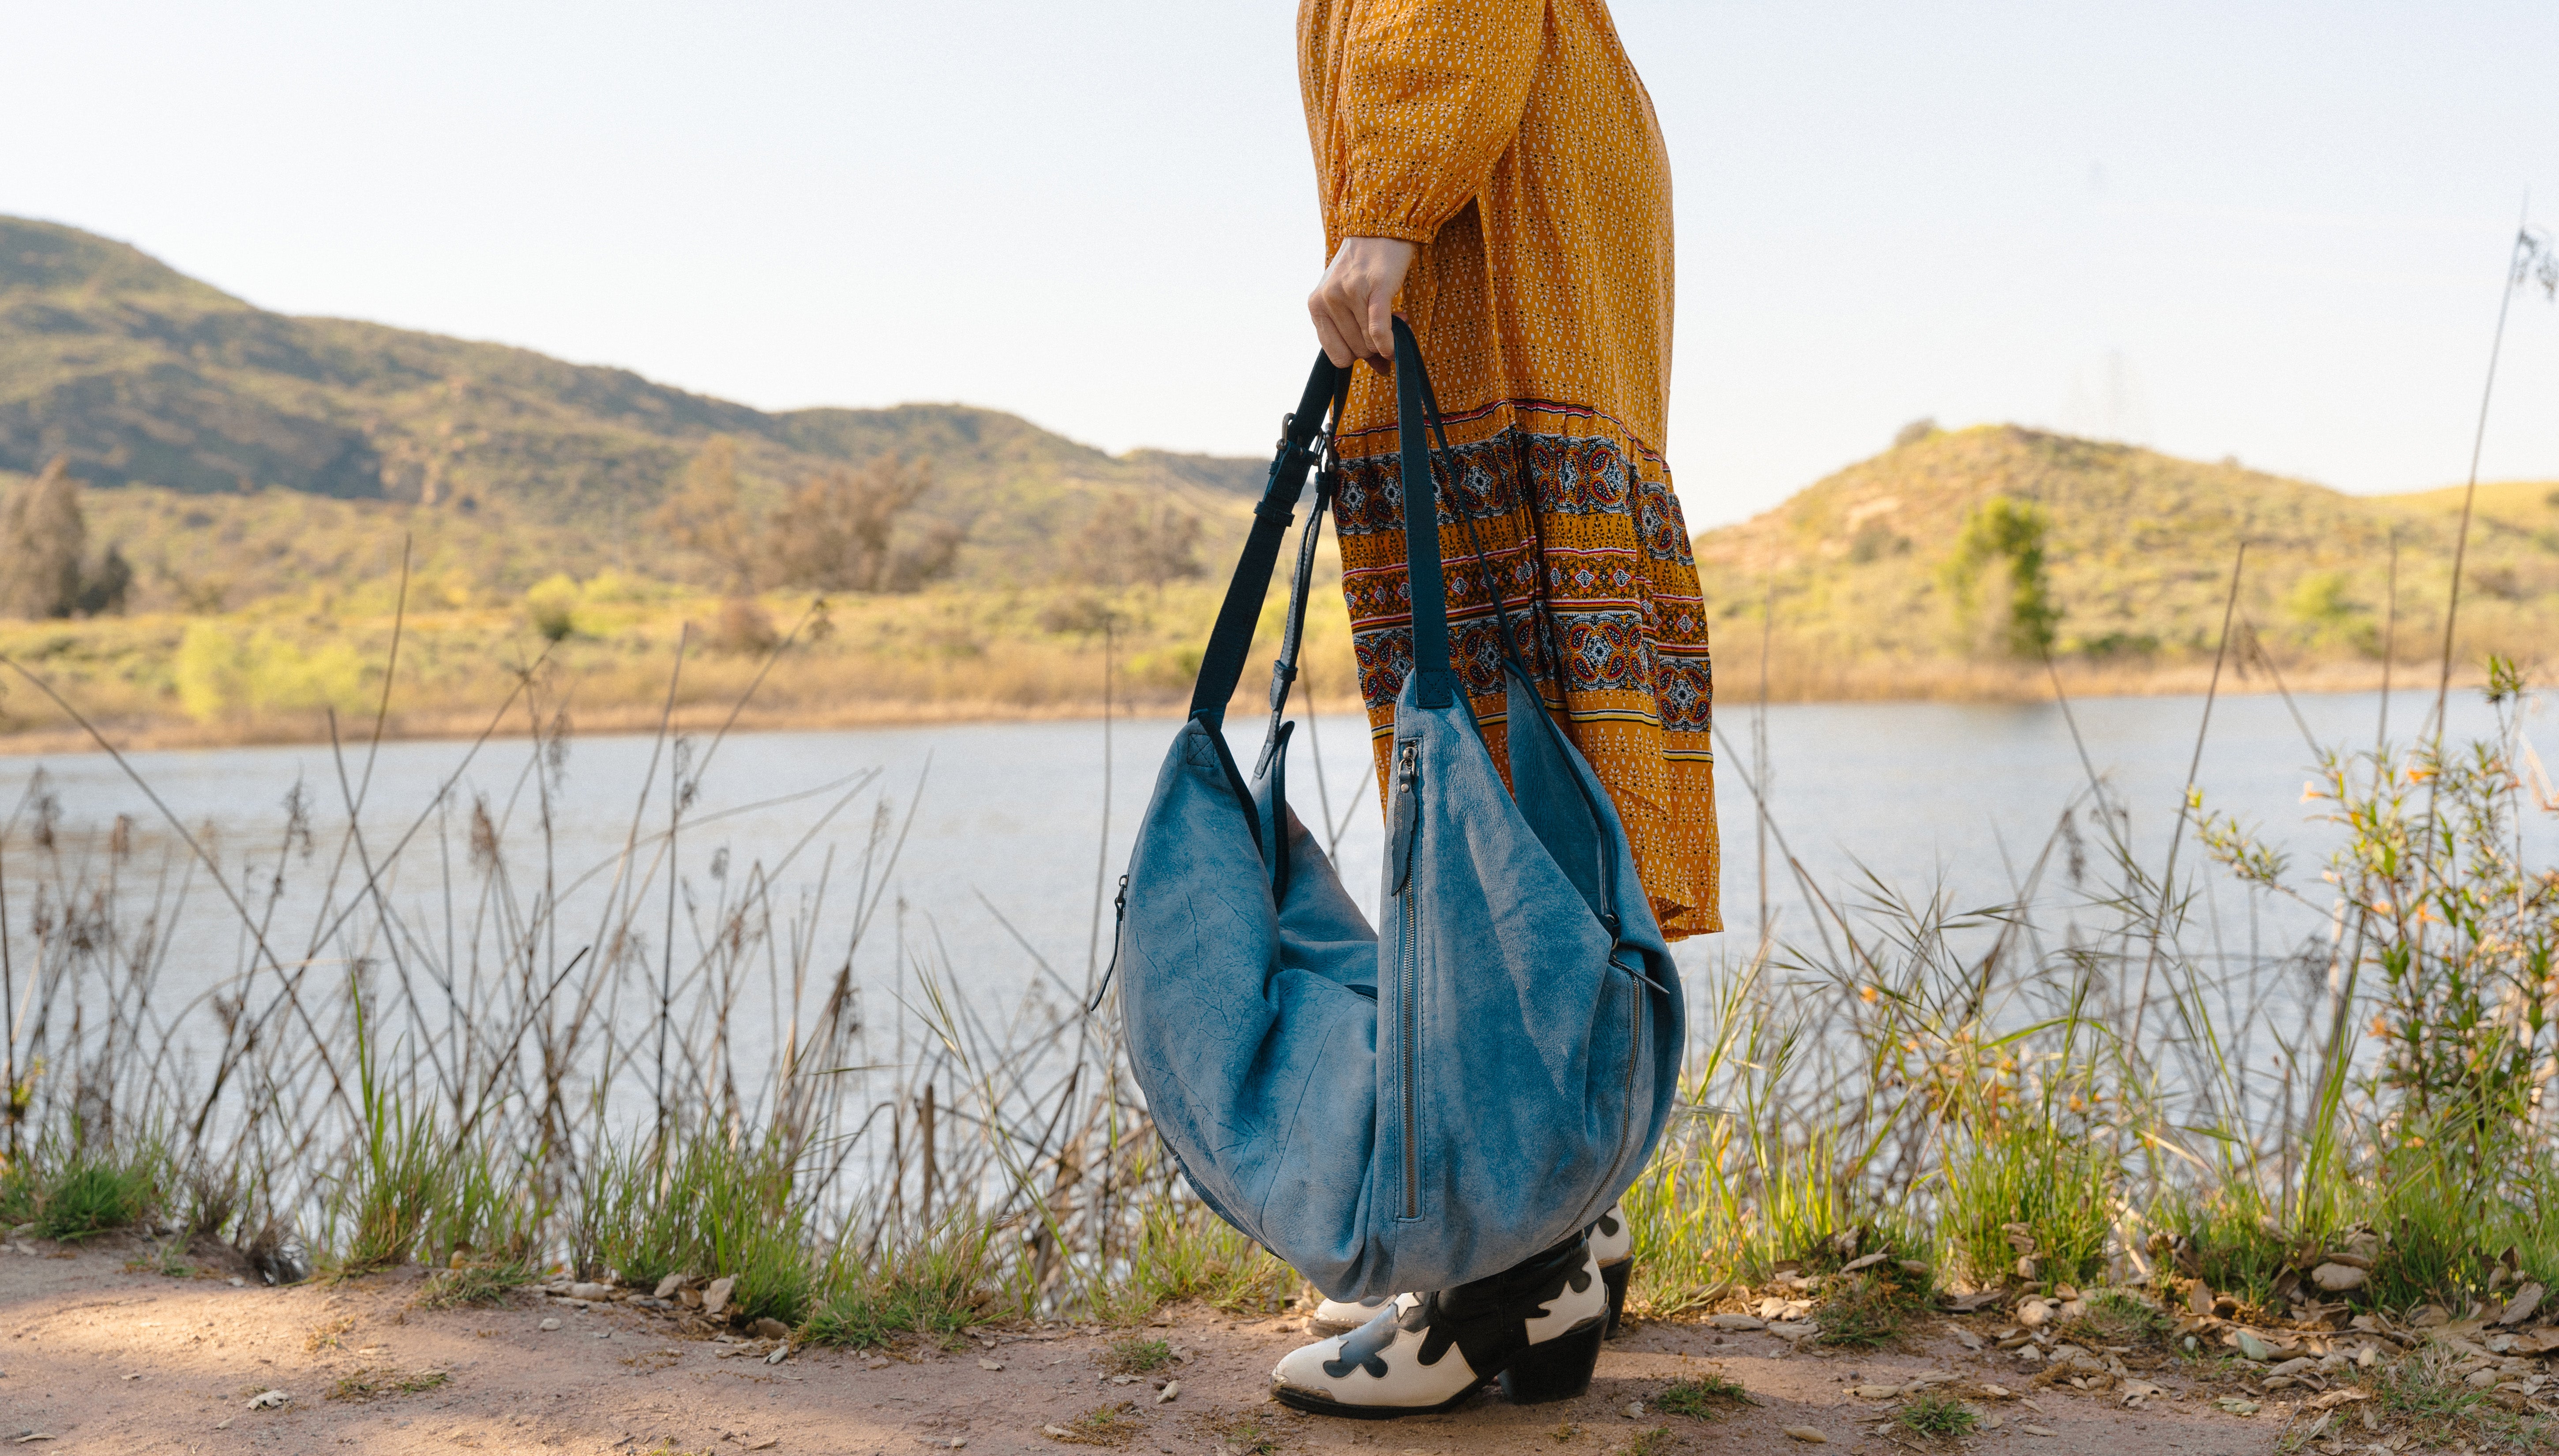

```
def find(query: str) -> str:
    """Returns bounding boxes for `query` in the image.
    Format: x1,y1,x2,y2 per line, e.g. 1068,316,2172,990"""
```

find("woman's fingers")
1309,236,1418,368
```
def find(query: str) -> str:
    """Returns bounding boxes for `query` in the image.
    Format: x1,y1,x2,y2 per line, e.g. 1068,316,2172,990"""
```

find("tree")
0,456,124,619
1893,417,1940,450
652,436,762,592
1068,493,1204,597
1939,495,2060,657
764,455,962,593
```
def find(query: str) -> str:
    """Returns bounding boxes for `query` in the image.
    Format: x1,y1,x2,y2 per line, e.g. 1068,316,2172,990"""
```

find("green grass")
1202,1411,1281,1456
1617,1428,1673,1456
415,1263,534,1309
1046,1402,1141,1447
1102,1337,1173,1376
1109,1201,1293,1317
1813,1272,1925,1350
1893,1394,1977,1438
582,1134,813,1325
2061,1291,2171,1348
31,1142,165,1242
1652,1375,1753,1419
799,1219,1003,1350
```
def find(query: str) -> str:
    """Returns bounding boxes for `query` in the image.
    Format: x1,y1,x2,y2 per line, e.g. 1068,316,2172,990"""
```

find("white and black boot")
1271,1235,1608,1417
1308,1293,1392,1337
1590,1203,1632,1336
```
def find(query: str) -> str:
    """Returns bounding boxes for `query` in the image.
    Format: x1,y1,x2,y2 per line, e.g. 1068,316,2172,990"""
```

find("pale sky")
6,1,2556,527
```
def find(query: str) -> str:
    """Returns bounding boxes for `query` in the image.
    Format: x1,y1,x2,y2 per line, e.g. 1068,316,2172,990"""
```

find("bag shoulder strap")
1392,319,1457,710
1188,355,1349,724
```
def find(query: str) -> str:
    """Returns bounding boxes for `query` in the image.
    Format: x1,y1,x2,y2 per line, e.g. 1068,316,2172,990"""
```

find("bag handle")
1189,355,1350,724
1391,319,1460,710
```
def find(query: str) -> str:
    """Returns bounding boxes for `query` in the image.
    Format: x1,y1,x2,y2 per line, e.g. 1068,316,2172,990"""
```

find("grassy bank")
0,614,2552,1444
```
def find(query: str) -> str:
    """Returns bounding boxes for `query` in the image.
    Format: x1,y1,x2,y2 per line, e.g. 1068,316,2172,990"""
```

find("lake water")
4,684,2551,1093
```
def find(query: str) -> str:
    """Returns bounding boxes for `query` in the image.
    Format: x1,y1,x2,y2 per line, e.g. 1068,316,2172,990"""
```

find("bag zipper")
1392,739,1422,1220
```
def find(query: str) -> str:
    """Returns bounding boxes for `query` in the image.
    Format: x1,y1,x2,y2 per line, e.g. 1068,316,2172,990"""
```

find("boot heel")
1601,1259,1630,1336
1498,1321,1602,1404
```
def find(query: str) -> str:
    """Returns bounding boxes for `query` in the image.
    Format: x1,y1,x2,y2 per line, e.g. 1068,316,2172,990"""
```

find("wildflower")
1860,985,1879,1005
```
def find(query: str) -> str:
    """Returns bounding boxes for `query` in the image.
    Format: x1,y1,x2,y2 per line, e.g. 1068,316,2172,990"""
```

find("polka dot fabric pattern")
1300,0,1720,937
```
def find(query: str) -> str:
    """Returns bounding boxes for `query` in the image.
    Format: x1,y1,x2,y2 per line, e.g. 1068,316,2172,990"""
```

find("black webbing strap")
1188,354,1350,725
1392,319,1456,709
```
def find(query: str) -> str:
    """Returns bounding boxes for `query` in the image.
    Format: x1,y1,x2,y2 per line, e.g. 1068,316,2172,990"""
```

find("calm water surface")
4,686,2549,1069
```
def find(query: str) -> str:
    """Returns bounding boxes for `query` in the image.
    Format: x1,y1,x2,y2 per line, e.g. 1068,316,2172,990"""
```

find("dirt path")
0,1242,2284,1456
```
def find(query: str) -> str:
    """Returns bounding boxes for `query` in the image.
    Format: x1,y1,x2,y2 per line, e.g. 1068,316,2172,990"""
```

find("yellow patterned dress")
1299,0,1720,938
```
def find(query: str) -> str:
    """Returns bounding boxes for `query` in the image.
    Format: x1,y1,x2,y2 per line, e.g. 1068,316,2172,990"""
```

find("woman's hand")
1308,236,1417,368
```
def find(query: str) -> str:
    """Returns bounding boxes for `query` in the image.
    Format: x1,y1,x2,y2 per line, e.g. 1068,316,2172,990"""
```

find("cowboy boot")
1270,1235,1607,1417
1590,1202,1632,1335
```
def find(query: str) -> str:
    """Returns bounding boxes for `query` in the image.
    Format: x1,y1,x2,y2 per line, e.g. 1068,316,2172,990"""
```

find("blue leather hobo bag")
1118,323,1684,1300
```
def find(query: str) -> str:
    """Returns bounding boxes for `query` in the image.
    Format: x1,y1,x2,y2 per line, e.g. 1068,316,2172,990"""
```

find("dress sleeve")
1328,0,1542,244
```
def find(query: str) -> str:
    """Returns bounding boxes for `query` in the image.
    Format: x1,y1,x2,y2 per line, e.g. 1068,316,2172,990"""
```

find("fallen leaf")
1953,1328,1984,1351
2214,1397,2261,1416
1780,1429,1828,1445
1707,1313,1765,1331
244,1390,290,1411
2306,1388,2373,1411
1848,1385,1902,1399
2235,1331,2272,1361
1042,1427,1074,1441
2019,1426,2059,1437
1156,1380,1181,1404
747,1442,779,1452
2499,1283,2546,1327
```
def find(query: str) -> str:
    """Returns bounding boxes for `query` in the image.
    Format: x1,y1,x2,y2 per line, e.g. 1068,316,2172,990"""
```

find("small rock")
569,1281,613,1301
2311,1263,2368,1293
1707,1313,1764,1331
1043,1426,1075,1440
539,1317,562,1332
865,1356,893,1371
949,1441,967,1450
2214,1396,2260,1416
2015,1298,2053,1328
752,1317,791,1341
2465,1370,2499,1390
244,1389,289,1410
979,1358,1005,1371
1622,1401,1644,1418
1849,1385,1901,1399
655,1273,689,1299
1780,1429,1828,1444
1156,1380,1180,1404
704,1276,736,1318
227,1276,245,1288
2019,1426,2058,1438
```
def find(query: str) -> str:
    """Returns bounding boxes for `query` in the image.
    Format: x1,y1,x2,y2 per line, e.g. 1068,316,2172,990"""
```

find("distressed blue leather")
1118,327,1684,1299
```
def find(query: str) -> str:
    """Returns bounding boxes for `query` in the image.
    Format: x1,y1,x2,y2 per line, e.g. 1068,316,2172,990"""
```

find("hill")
0,214,1265,603
1690,425,2559,700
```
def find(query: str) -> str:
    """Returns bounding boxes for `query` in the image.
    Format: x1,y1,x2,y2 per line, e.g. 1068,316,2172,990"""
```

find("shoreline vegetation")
0,593,2499,759
0,551,2554,1448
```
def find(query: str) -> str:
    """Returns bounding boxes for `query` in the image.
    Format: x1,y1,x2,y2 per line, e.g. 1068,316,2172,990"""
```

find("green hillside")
1692,424,2559,698
0,214,1264,602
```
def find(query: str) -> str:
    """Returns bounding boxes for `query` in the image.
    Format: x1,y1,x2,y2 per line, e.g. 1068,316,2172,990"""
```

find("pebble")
244,1389,290,1410
569,1281,613,1301
1622,1402,1644,1418
979,1359,1005,1371
1157,1381,1181,1404
539,1318,561,1332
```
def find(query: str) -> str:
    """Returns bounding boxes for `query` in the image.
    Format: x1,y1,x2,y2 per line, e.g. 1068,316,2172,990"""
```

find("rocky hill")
0,214,1263,600
1691,424,2558,693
